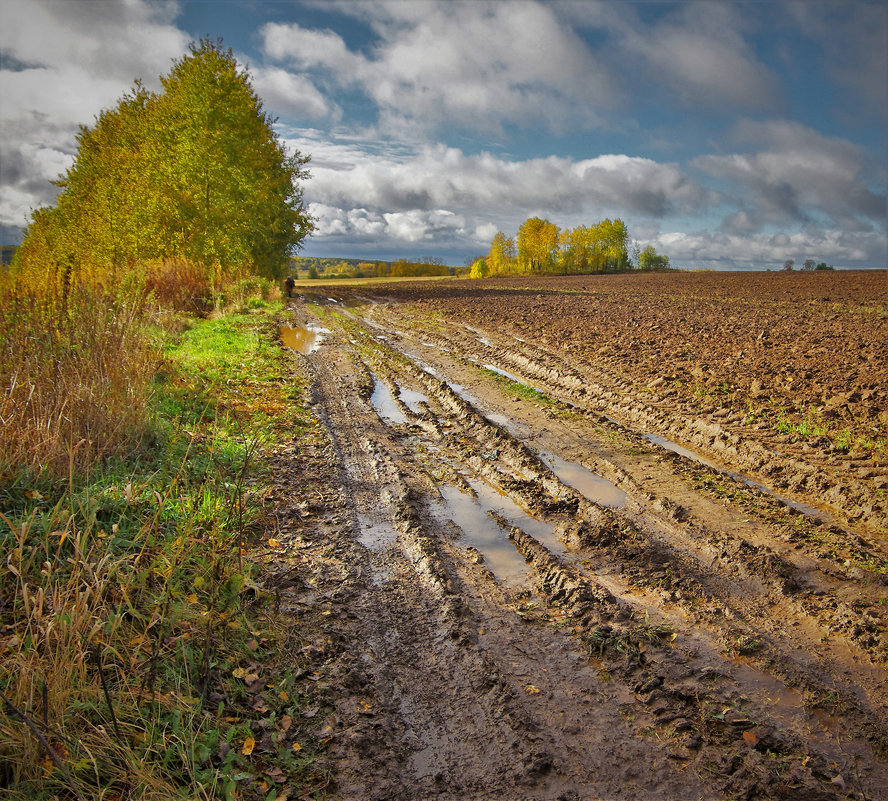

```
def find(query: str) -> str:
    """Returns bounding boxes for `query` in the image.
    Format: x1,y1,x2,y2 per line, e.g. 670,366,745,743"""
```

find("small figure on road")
285,275,295,298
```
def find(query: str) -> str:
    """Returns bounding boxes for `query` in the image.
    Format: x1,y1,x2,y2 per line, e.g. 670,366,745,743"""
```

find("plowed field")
266,270,887,801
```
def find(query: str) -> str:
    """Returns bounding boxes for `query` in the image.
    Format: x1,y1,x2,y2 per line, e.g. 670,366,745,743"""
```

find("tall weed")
0,283,157,479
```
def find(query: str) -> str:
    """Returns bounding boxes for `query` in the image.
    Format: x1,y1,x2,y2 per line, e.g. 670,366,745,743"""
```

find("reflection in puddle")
727,656,817,731
370,375,409,424
399,386,429,414
644,433,823,518
483,412,522,436
435,477,566,585
279,323,329,355
644,433,714,466
540,452,627,508
436,484,531,585
467,477,565,555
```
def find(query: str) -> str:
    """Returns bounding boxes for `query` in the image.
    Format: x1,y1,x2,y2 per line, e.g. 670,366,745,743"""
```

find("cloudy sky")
1,0,886,268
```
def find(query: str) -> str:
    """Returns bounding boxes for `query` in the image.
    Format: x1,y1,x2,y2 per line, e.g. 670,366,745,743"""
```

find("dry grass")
0,284,158,479
0,477,248,799
143,259,213,314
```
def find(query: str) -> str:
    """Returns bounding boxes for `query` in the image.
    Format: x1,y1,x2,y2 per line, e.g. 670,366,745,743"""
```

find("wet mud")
264,279,888,801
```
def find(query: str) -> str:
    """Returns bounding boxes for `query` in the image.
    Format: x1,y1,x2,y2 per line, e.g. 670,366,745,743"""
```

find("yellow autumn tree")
486,231,516,274
13,39,313,296
517,217,559,273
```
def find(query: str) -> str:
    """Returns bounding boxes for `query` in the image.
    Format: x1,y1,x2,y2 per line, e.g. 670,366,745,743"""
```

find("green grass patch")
476,365,558,408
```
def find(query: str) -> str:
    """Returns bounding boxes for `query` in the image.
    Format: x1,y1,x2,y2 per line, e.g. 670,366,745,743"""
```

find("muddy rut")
267,292,887,801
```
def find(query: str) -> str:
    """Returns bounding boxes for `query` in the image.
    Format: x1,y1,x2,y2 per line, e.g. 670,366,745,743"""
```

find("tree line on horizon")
471,216,670,278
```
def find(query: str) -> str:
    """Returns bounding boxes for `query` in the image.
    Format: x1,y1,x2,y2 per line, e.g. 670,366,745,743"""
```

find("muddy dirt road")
268,274,887,801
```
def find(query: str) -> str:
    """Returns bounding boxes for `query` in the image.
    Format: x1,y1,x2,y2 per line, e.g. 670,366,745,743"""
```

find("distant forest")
290,256,458,278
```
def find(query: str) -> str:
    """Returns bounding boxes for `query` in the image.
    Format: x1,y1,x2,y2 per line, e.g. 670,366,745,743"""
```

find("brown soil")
266,271,888,801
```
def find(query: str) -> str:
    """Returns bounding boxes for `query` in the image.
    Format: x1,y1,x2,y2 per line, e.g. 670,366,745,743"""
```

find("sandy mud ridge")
264,281,887,801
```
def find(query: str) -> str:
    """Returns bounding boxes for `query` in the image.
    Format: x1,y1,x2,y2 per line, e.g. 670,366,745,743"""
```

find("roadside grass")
1,300,326,800
474,366,554,406
0,282,158,480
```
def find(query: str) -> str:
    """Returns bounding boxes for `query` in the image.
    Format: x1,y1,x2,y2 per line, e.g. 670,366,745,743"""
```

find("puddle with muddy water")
280,323,329,355
398,386,430,414
357,515,398,585
644,433,825,519
435,477,567,586
540,452,627,508
370,375,410,425
412,358,527,436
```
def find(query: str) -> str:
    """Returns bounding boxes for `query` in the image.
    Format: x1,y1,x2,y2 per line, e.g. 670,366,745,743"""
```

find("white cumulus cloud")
261,1,617,135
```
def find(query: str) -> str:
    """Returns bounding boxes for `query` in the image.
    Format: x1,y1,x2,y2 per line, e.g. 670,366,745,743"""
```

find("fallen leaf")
250,696,269,712
742,730,759,747
524,684,540,695
279,690,289,702
292,742,302,752
232,667,247,679
279,714,292,733
241,736,255,756
267,538,281,548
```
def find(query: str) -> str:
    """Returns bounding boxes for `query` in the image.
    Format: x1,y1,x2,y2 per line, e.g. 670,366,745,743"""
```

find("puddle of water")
447,380,470,398
370,375,410,425
435,477,567,585
279,323,329,355
467,477,566,556
398,386,429,414
357,515,398,586
479,362,543,392
728,656,808,722
644,433,823,518
435,484,532,585
540,452,627,508
483,412,522,436
644,433,714,467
